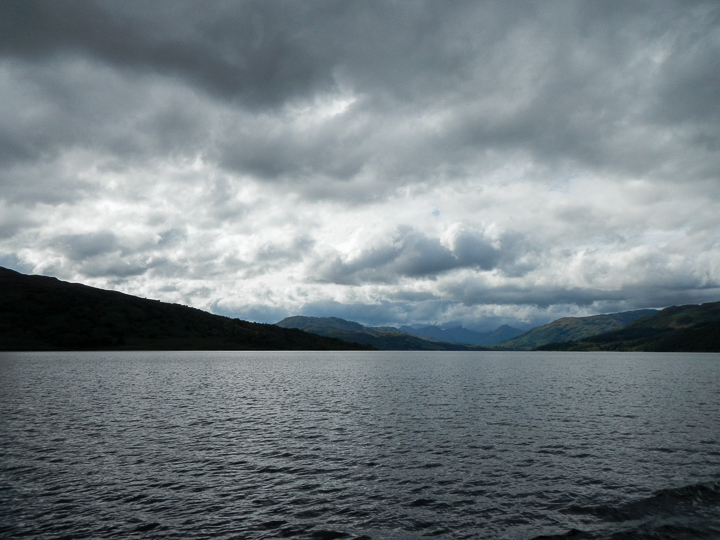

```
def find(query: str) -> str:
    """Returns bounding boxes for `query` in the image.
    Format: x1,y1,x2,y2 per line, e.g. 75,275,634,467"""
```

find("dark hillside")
0,267,373,351
497,309,658,350
537,301,720,352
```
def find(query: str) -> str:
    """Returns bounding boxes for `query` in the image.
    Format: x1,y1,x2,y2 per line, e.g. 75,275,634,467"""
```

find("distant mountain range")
537,301,720,352
0,267,372,351
278,310,680,352
399,324,524,346
497,309,659,350
275,316,492,351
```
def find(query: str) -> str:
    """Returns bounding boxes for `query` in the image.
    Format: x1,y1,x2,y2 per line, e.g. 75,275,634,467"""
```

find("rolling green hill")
276,316,491,351
537,301,720,352
0,267,373,351
497,309,658,350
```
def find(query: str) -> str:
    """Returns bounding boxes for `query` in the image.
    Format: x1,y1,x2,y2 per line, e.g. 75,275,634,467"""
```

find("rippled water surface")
1,351,720,539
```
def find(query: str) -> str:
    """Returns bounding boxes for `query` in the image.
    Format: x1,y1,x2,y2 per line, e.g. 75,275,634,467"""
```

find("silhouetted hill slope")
0,267,373,351
399,324,524,346
538,301,720,352
497,309,659,350
276,316,491,351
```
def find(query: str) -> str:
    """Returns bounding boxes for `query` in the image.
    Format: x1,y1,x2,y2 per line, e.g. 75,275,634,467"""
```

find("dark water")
1,351,719,540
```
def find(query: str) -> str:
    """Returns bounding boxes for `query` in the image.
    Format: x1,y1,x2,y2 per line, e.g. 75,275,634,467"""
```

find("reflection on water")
1,351,719,539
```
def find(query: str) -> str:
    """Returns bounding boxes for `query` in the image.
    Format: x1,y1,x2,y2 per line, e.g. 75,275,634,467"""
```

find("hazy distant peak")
399,323,524,346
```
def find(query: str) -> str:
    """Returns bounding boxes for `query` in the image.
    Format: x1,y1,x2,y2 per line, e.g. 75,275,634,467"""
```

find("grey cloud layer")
1,1,719,327
2,1,718,185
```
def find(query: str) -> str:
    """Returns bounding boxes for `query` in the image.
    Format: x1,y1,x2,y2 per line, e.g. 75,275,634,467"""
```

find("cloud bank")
1,0,719,329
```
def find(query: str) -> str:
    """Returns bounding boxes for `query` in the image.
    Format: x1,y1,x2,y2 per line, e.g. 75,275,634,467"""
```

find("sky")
1,0,719,331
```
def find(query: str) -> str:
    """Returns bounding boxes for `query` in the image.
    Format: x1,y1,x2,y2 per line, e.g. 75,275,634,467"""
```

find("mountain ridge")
496,309,660,350
537,301,720,352
275,316,493,351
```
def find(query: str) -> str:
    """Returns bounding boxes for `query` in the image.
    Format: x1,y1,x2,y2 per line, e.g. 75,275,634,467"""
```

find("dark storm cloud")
0,0,335,106
314,226,530,285
2,0,719,187
0,0,518,106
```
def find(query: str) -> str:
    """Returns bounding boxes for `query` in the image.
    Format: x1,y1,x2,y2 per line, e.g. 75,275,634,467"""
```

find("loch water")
1,351,719,540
